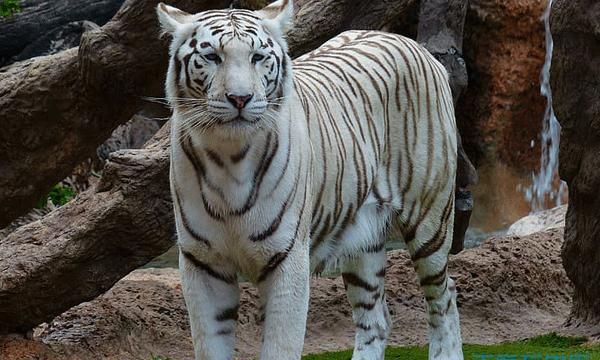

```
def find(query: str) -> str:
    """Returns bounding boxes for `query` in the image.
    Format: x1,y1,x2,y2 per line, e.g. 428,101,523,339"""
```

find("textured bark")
417,0,476,254
0,0,421,334
0,128,173,334
0,0,231,228
0,0,125,66
551,0,600,332
289,0,417,57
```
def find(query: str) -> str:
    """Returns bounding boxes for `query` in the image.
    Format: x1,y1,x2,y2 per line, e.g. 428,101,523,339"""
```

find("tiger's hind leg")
404,195,464,360
342,248,391,360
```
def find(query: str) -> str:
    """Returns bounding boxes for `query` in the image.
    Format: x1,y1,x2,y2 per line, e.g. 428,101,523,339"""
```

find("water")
525,0,567,213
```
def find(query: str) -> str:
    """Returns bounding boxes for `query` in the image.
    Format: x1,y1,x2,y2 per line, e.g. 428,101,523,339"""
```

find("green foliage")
302,334,600,360
36,184,76,209
151,355,173,360
519,332,588,348
0,0,21,17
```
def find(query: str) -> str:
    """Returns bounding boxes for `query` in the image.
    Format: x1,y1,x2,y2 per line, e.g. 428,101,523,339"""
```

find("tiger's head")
157,0,294,135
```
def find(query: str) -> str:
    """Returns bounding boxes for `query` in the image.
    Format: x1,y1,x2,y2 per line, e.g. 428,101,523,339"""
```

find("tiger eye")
200,42,211,49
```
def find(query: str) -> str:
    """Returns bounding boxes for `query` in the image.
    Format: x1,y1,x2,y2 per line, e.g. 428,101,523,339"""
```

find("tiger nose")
226,93,253,109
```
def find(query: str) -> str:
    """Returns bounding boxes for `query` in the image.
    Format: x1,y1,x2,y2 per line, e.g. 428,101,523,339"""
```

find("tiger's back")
293,30,457,267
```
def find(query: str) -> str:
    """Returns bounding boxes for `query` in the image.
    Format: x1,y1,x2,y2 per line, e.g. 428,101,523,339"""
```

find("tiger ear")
156,3,192,36
256,0,294,34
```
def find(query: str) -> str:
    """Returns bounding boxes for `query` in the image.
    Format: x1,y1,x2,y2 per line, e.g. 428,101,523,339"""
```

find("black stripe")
205,148,225,168
216,305,239,321
411,198,453,261
419,264,447,287
353,302,376,311
364,336,377,346
230,144,250,163
216,328,233,335
181,251,236,284
357,323,372,331
173,187,212,247
248,174,298,242
342,272,379,292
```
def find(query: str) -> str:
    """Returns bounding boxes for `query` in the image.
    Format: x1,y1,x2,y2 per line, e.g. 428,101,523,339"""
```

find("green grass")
303,334,598,360
0,0,20,17
147,334,598,360
35,184,76,209
151,355,173,360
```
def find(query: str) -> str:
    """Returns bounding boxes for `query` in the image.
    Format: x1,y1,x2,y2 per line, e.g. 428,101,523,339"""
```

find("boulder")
11,21,100,63
457,0,547,170
507,205,566,237
0,0,125,66
551,0,600,333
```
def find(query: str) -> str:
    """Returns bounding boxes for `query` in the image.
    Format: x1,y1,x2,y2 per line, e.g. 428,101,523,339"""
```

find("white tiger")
158,0,463,359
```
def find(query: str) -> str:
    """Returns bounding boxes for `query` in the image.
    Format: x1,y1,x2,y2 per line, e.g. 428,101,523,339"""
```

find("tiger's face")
157,1,293,133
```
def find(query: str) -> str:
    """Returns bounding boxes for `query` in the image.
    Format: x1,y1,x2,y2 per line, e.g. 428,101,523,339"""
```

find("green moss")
151,355,173,360
0,0,21,17
302,334,599,360
36,184,76,209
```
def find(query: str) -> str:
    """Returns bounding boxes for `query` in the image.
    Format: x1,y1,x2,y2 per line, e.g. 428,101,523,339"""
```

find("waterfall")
525,0,567,213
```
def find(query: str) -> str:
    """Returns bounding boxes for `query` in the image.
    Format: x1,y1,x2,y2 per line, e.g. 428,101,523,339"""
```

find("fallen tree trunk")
0,0,125,66
0,0,421,334
0,0,231,228
0,127,173,334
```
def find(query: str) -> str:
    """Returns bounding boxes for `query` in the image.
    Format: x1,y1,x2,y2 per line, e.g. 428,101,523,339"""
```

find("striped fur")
158,1,463,359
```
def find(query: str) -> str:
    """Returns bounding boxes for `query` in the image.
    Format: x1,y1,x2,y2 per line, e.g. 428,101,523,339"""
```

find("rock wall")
551,0,600,332
457,0,547,170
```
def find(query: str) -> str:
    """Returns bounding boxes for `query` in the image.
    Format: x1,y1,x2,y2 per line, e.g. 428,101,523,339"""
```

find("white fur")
161,1,463,359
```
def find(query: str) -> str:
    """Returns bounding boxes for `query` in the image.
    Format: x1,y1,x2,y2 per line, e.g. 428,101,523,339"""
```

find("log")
0,0,231,228
0,0,125,66
289,0,416,57
417,0,477,254
0,127,173,334
0,0,420,334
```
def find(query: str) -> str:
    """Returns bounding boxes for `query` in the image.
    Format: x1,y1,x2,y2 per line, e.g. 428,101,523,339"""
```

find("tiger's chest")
171,122,312,278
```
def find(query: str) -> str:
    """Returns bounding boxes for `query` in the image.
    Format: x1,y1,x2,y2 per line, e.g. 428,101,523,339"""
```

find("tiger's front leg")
179,250,240,360
257,239,311,360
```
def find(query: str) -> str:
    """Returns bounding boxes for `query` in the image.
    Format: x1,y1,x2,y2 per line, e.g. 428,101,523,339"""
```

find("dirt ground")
0,229,573,360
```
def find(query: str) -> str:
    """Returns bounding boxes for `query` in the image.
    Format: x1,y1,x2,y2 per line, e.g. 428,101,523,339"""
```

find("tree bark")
0,127,173,334
0,0,125,66
417,0,477,254
551,0,600,332
0,0,422,334
290,0,416,57
0,0,231,228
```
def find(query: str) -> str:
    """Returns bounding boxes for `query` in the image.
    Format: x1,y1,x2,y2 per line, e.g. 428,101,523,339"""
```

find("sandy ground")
0,229,573,359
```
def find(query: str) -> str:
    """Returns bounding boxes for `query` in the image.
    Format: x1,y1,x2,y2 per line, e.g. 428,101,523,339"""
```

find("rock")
551,0,600,333
0,0,125,67
507,205,566,237
457,0,547,170
12,21,100,63
96,114,163,162
2,230,569,359
0,126,176,335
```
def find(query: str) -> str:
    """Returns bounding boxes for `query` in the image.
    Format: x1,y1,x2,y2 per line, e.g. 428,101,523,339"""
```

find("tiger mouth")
221,116,255,125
